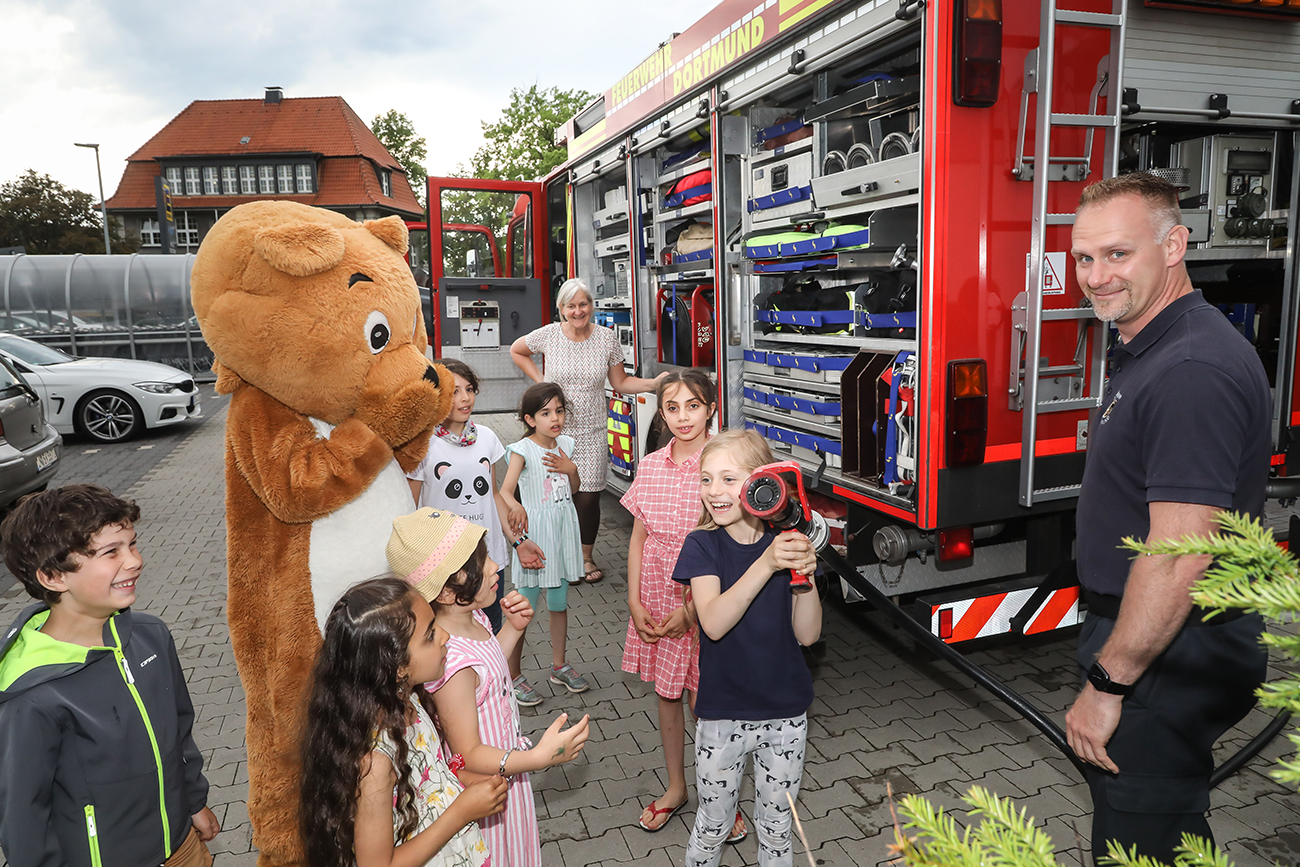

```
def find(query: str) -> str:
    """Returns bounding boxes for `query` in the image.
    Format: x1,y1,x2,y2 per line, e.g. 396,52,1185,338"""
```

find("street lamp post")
74,142,111,255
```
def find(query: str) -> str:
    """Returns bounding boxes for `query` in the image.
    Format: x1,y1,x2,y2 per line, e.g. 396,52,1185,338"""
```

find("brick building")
104,88,423,253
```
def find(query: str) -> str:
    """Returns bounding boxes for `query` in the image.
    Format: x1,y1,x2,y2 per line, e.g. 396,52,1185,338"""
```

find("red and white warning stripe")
930,586,1080,643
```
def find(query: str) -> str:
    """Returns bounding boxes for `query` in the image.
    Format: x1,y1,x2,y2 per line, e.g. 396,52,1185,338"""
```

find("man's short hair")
1077,172,1184,244
1,485,141,605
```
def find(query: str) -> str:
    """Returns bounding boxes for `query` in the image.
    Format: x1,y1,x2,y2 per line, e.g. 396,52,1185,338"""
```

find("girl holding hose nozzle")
672,429,822,867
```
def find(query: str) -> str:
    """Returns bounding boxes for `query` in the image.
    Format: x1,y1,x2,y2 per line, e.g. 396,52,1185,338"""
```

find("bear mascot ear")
365,215,409,255
252,222,347,276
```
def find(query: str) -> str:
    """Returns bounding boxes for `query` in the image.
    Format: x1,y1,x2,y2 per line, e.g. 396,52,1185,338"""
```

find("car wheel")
75,390,143,443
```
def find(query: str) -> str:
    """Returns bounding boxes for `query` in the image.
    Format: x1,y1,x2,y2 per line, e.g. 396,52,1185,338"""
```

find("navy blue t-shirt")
672,527,814,721
1076,290,1271,596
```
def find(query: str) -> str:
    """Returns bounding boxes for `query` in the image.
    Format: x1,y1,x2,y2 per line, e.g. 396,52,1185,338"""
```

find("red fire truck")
424,0,1300,646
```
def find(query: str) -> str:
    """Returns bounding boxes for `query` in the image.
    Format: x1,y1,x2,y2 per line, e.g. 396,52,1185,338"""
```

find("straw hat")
386,507,487,601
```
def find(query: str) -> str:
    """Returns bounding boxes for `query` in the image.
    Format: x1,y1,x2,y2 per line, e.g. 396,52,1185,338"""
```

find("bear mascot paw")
190,201,453,867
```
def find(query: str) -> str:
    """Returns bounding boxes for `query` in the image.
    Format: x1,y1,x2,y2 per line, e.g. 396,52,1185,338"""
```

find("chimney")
265,87,283,105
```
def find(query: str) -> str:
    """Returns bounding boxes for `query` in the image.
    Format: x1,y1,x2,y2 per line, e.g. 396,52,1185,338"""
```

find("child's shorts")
164,827,213,867
518,583,569,612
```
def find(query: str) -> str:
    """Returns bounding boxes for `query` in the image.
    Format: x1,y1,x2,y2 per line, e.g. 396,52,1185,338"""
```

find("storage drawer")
593,203,628,230
745,420,842,468
811,153,920,210
595,234,632,258
748,151,815,224
743,382,842,424
742,349,854,384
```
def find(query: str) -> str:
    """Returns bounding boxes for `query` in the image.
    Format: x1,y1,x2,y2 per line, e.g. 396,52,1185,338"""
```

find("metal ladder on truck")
1010,0,1128,507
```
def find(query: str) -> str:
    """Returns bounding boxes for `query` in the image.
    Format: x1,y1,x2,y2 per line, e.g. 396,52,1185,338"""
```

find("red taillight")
938,526,974,562
947,360,988,467
938,607,954,640
954,0,1002,107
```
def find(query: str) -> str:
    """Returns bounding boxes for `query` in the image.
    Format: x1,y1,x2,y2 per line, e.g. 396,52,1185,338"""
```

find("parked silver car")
0,355,61,509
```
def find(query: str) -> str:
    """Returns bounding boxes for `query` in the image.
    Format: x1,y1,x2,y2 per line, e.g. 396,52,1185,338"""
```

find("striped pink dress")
620,442,703,699
426,610,540,867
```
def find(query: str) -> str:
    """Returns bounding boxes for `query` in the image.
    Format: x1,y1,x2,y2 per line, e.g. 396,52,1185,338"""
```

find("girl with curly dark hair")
299,575,507,867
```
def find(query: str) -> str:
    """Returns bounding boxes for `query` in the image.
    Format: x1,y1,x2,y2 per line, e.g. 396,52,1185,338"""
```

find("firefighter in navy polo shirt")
1066,172,1270,865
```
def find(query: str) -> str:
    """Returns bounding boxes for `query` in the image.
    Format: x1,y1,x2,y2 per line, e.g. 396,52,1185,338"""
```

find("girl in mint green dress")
501,382,589,692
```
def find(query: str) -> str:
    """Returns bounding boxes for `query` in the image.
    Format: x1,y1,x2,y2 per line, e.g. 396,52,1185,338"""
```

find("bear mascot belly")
190,202,452,866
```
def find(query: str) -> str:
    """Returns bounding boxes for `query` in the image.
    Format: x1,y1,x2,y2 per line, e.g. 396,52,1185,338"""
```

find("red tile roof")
105,95,423,218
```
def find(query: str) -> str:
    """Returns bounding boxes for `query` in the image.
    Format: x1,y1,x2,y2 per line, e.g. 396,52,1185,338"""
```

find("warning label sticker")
1026,251,1068,296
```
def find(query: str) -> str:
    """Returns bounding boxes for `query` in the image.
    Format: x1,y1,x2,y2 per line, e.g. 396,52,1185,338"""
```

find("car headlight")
135,382,181,394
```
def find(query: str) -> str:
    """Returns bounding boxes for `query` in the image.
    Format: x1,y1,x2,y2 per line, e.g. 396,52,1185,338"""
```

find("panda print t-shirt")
407,425,508,567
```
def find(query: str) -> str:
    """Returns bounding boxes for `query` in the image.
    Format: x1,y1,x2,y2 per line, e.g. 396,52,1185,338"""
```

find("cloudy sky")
1,0,703,201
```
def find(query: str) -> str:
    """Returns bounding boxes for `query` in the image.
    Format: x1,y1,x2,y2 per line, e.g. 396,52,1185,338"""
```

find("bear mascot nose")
423,365,441,387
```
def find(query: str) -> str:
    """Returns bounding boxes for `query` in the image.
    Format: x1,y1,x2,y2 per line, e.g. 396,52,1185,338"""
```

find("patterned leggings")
686,715,808,867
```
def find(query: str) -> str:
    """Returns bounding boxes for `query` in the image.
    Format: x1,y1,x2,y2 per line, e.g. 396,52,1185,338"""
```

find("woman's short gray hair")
555,278,592,315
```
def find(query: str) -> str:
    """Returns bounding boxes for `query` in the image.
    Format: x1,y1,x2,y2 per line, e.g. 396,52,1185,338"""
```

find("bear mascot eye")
365,310,391,354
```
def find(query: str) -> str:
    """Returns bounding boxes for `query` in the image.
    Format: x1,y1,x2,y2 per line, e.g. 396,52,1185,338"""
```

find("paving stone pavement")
0,400,1297,867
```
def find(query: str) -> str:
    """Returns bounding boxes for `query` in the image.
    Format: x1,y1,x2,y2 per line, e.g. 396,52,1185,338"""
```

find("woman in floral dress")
510,278,664,582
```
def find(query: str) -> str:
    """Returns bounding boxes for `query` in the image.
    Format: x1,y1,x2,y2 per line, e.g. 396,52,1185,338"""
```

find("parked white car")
0,334,201,444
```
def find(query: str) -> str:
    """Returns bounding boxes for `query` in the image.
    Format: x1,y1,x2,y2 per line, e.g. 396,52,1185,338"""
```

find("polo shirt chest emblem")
1100,390,1122,425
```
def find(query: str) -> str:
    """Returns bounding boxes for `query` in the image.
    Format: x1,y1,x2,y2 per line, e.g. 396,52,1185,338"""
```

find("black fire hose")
1210,708,1293,788
817,543,1089,778
820,544,1292,785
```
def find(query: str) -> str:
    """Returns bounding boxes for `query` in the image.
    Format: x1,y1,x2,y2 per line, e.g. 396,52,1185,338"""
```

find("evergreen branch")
895,793,984,867
963,787,1058,867
1099,833,1227,866
1122,511,1300,620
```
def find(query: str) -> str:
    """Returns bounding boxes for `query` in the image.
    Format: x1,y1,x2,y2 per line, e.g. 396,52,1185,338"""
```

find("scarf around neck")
433,420,477,447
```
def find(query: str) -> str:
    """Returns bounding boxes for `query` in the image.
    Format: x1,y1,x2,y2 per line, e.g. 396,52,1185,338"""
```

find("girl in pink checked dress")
386,511,591,867
621,370,741,842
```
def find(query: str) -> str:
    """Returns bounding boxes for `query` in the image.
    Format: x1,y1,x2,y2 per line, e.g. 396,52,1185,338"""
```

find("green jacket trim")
108,616,172,857
0,610,109,691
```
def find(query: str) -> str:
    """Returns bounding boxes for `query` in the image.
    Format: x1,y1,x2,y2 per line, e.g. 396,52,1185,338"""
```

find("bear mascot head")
191,201,452,866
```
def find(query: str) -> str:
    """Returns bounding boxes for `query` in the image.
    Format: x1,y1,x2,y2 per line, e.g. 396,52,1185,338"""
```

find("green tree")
891,510,1300,867
467,84,594,182
371,109,429,206
0,170,136,254
434,85,593,278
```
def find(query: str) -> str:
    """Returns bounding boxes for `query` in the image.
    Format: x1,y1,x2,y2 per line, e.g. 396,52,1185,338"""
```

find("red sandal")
638,797,687,832
725,811,747,844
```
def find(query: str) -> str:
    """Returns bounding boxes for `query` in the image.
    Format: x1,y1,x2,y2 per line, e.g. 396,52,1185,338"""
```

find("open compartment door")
428,177,548,413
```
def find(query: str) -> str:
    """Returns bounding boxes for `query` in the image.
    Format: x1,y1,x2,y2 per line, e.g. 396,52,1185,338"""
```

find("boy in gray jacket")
0,484,219,867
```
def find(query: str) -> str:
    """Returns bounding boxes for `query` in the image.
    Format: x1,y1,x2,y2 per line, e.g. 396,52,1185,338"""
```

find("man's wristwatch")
1087,661,1134,696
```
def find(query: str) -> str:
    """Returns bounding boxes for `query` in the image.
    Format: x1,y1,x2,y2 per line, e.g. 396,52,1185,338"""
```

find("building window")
202,166,219,195
277,165,294,194
221,166,238,195
239,166,256,195
296,163,314,194
140,219,160,247
258,165,275,194
165,167,183,195
378,169,391,198
184,167,201,196
176,212,199,249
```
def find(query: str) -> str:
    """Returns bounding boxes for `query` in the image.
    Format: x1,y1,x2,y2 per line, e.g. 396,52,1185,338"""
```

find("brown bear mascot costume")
191,201,453,866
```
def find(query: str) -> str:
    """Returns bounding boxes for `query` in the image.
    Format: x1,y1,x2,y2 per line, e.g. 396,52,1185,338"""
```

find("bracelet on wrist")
498,748,513,776
512,534,528,549
448,753,466,775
